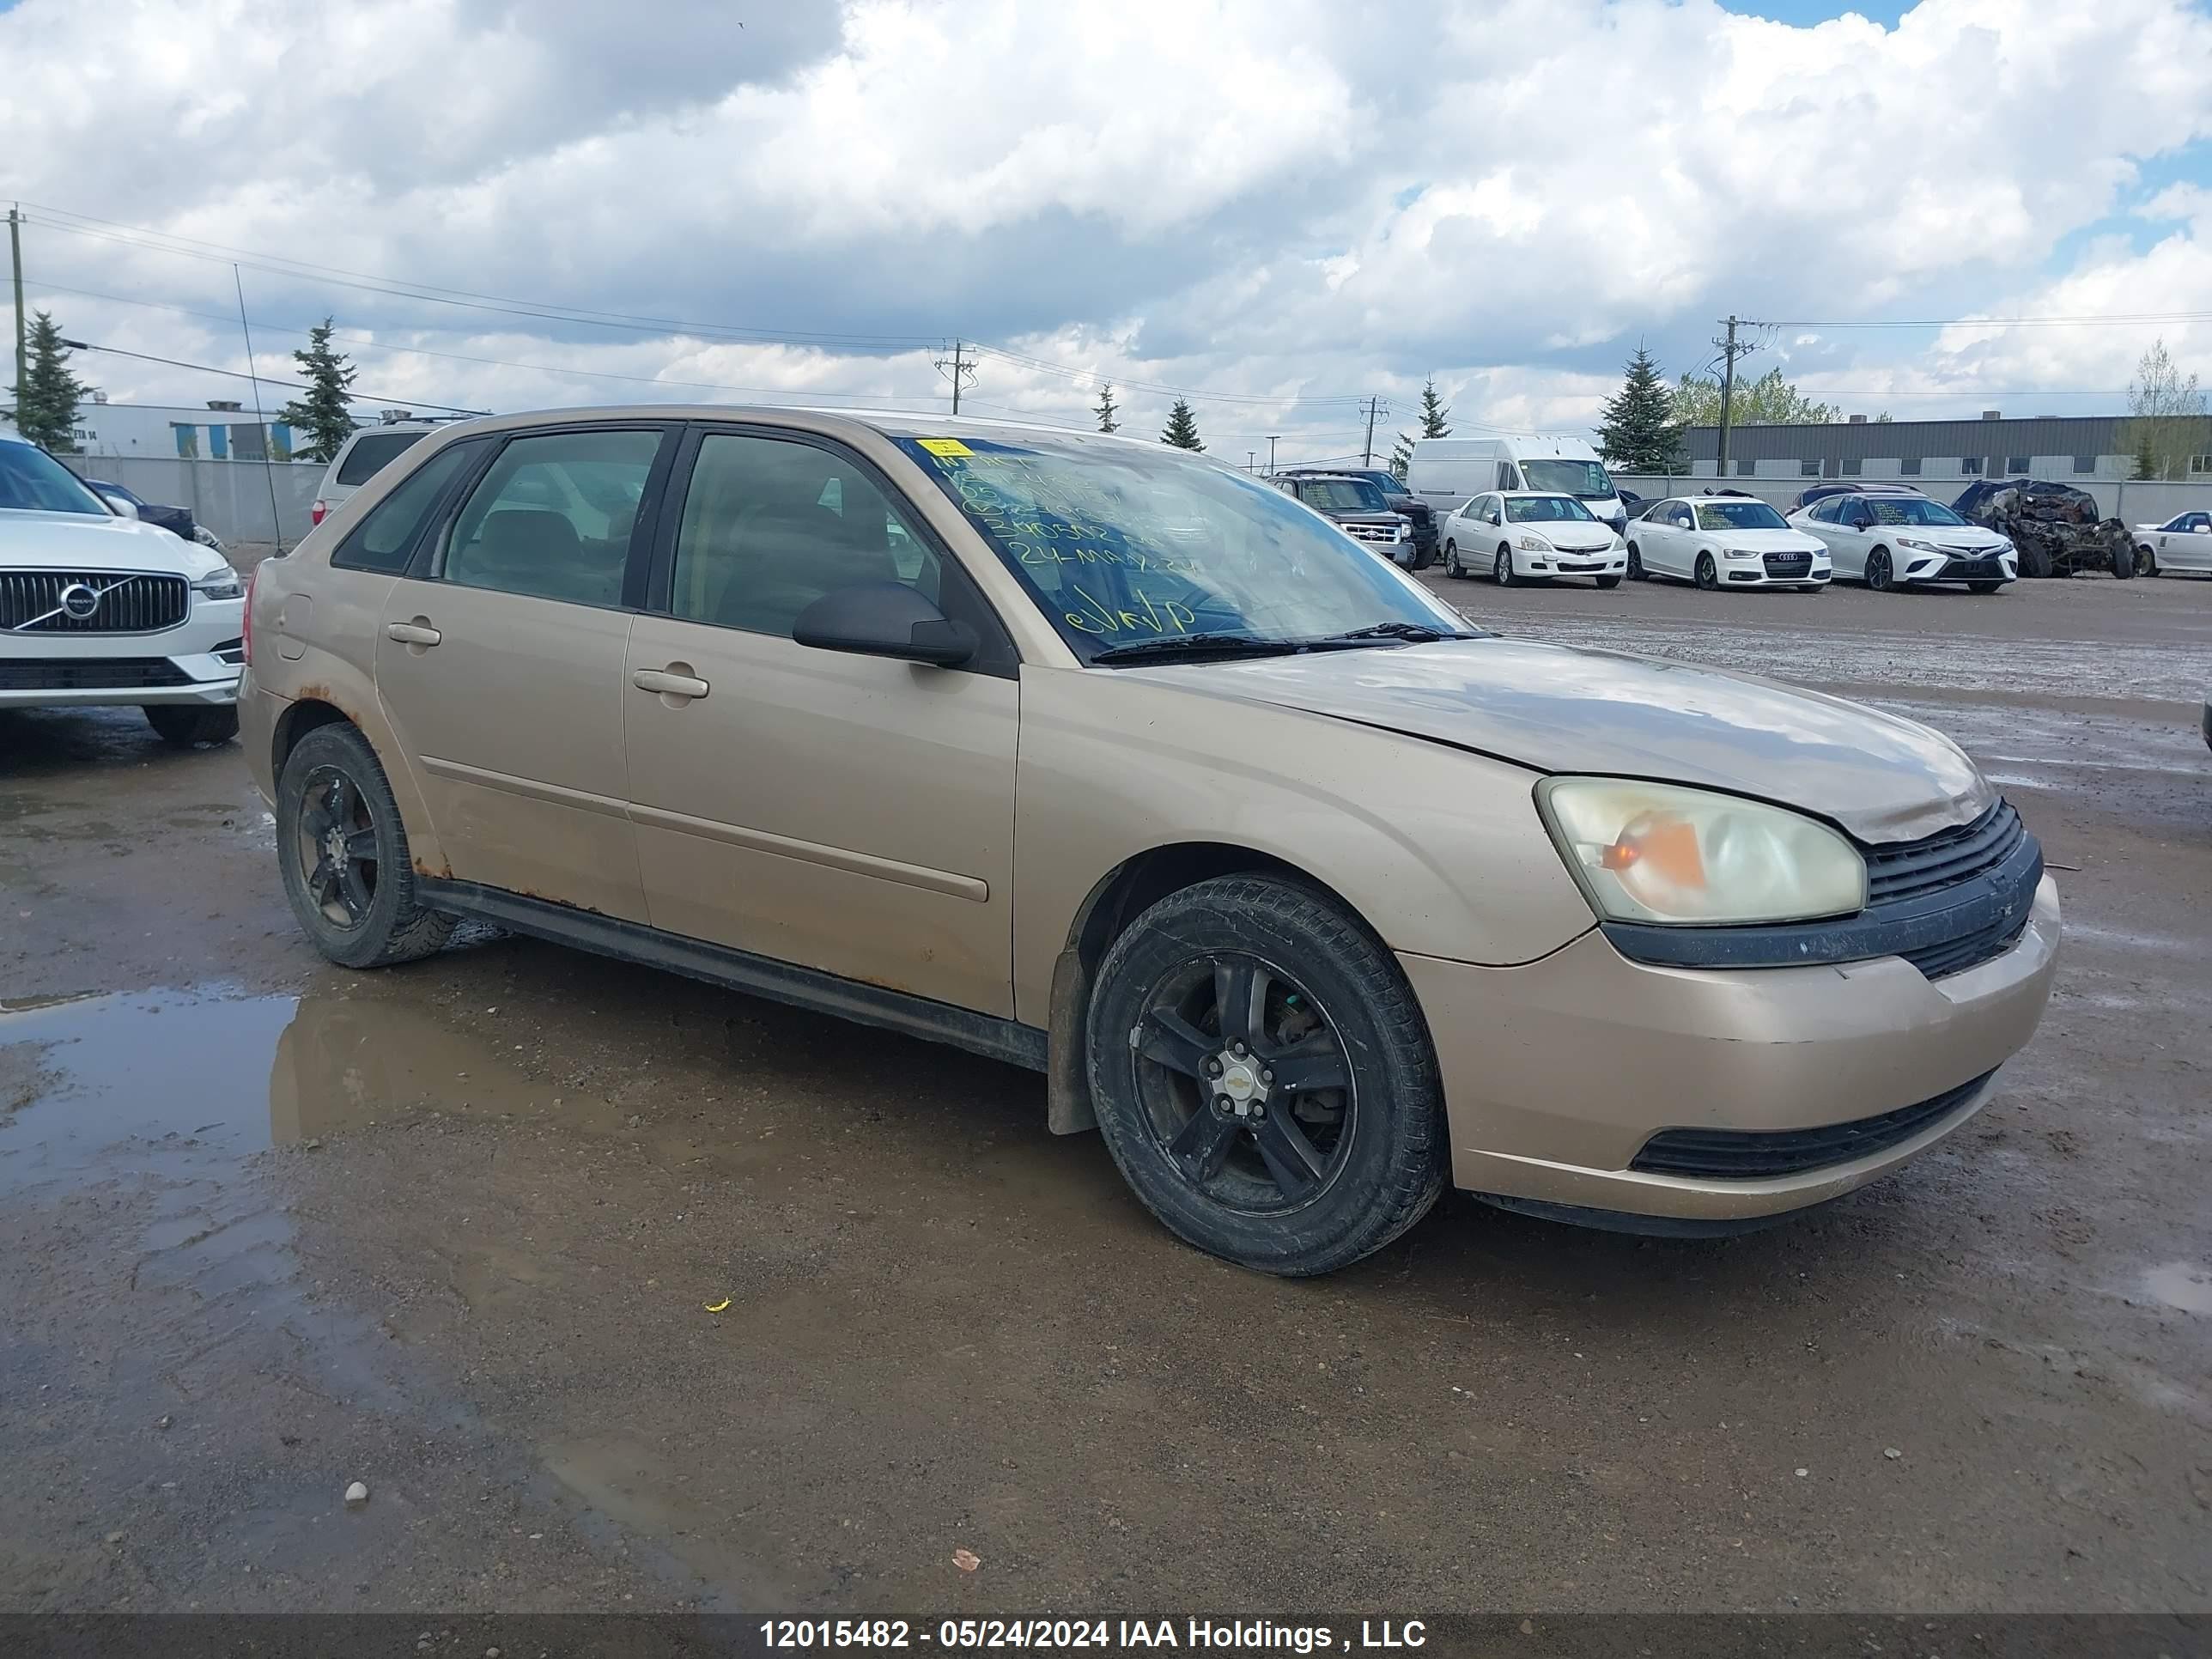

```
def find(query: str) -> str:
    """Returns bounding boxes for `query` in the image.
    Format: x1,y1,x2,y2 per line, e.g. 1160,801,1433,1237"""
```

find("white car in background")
1788,488,2016,592
310,419,446,527
1,432,246,747
2131,510,2212,577
1438,491,1626,586
1626,492,1832,592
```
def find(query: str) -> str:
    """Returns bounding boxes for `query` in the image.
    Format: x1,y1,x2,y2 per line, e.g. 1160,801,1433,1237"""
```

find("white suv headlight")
191,570,245,600
1536,778,1867,926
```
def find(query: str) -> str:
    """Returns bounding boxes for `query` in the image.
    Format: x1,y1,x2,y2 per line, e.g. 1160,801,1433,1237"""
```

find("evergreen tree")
278,318,358,463
1597,345,1685,474
2131,428,2163,482
7,311,88,453
1418,377,1451,439
1388,431,1414,480
1159,398,1204,451
1092,380,1120,434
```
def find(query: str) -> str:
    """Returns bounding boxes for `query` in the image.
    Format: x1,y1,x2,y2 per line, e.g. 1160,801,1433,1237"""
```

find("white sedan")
2131,510,2212,577
1626,494,1832,592
1438,491,1626,586
1,433,246,746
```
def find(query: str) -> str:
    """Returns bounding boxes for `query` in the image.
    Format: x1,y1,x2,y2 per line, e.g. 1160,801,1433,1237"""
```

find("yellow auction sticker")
918,438,973,458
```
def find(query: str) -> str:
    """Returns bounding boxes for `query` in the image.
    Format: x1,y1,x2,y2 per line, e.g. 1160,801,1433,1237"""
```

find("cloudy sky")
5,0,2212,465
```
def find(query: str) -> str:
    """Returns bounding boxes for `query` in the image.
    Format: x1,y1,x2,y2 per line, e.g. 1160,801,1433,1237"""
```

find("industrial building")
1681,411,2212,485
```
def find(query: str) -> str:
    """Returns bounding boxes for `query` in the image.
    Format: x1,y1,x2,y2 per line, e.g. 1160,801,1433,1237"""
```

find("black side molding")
413,879,1048,1073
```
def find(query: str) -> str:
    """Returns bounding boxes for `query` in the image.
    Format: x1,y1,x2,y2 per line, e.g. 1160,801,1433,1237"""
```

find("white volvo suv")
1,433,246,746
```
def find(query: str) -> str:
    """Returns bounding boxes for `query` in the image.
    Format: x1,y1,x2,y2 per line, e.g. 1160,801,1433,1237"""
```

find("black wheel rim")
1131,951,1357,1215
1628,547,1643,579
1870,553,1890,589
1697,557,1716,589
295,765,380,930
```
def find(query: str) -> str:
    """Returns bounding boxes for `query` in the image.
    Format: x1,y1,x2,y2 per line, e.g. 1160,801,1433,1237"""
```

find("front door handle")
632,666,710,701
386,621,441,647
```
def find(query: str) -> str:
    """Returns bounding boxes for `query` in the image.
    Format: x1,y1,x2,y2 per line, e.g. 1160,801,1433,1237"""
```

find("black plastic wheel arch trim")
1596,831,2043,973
413,878,1048,1071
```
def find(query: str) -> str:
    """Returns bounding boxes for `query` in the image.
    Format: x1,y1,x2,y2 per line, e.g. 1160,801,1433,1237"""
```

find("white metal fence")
61,454,322,546
1612,473,2212,526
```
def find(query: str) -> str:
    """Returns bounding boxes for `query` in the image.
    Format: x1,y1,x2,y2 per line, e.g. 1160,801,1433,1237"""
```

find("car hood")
0,508,227,579
1125,638,1992,843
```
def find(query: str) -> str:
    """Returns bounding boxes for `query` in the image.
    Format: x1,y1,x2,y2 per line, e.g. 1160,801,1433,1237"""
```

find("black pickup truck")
1274,465,1437,568
1270,472,1419,566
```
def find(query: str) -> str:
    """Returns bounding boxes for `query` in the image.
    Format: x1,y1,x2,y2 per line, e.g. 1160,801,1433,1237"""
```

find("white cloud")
5,0,2211,452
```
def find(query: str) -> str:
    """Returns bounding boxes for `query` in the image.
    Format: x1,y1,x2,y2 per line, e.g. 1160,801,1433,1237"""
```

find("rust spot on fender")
412,855,453,880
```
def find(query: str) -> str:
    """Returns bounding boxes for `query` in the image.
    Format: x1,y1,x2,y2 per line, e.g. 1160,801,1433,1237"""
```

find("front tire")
1595,574,1622,590
1085,875,1445,1277
1443,541,1465,579
1693,553,1719,591
1968,580,2002,594
2136,544,2158,577
1495,544,1518,586
1626,544,1646,580
143,704,239,748
276,724,455,969
1866,548,1895,591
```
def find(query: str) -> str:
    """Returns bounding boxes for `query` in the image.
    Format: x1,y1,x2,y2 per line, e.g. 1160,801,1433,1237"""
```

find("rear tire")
276,724,455,970
2019,543,2052,579
1085,875,1445,1277
143,704,239,748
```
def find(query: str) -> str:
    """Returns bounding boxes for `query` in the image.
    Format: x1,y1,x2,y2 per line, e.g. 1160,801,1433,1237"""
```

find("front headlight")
1724,547,1759,560
191,570,245,601
1536,778,1866,926
1897,537,1937,553
1516,534,1551,552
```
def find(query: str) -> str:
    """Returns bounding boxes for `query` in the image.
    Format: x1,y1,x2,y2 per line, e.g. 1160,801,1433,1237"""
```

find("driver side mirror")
793,580,975,668
1846,510,1873,529
100,493,139,520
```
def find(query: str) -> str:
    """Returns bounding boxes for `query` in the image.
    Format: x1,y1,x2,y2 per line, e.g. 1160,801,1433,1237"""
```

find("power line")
58,337,491,415
965,340,1372,408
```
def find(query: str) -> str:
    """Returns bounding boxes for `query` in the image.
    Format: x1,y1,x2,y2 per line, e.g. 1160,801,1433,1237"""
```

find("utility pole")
9,207,24,410
1267,434,1279,472
933,338,976,415
1711,315,1761,482
1362,396,1383,467
1248,451,1257,473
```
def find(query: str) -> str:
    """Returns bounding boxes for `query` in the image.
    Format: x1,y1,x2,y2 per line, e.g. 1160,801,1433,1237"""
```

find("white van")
1407,435,1626,534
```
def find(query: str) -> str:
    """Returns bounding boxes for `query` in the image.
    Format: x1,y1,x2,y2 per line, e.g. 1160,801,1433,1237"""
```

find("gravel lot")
1,570,2207,1617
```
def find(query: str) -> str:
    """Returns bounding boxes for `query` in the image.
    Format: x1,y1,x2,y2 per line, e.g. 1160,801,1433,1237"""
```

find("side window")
1807,495,1838,523
333,439,489,574
441,428,661,605
1496,462,1517,491
669,432,941,639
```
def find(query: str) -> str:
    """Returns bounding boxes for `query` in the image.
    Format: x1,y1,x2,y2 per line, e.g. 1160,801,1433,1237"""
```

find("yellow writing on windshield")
1064,584,1197,636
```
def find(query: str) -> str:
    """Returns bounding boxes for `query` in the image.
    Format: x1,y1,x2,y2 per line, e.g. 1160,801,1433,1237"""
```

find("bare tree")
2119,338,2207,482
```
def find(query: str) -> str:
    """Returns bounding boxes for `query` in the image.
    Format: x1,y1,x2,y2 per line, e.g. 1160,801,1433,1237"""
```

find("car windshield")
1521,459,1613,498
1504,495,1595,524
895,435,1464,663
1695,501,1788,531
0,441,108,515
1865,497,1969,526
1296,478,1389,513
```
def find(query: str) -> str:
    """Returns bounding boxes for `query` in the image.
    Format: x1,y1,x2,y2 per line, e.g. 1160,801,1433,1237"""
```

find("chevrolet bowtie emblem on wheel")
58,582,103,620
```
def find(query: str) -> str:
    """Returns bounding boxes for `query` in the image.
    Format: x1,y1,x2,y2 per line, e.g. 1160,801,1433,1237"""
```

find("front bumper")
1401,873,2059,1223
1910,552,2014,585
1721,560,1832,586
0,596,246,708
1525,549,1628,578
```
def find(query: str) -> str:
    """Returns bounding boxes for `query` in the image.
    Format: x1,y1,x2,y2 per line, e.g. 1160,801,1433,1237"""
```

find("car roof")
392,404,1200,457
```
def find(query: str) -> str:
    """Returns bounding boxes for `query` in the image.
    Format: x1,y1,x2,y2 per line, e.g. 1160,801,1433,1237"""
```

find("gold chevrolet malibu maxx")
241,408,2059,1274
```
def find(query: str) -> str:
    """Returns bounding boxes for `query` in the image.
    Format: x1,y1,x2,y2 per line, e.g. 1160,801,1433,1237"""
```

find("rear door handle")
632,667,710,700
386,621,441,647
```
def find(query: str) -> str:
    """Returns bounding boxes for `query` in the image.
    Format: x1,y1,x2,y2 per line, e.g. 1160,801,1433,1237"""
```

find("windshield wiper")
1089,633,1302,665
1308,621,1476,645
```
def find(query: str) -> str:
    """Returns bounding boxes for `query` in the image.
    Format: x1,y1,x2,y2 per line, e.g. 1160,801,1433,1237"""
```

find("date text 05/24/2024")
759,1620,1430,1651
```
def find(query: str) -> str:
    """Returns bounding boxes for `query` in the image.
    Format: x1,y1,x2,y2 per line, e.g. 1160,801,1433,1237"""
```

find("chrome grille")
1,570,191,635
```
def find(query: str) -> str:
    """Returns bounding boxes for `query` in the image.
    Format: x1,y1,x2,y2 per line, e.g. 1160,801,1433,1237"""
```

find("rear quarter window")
331,440,490,574
334,430,430,487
